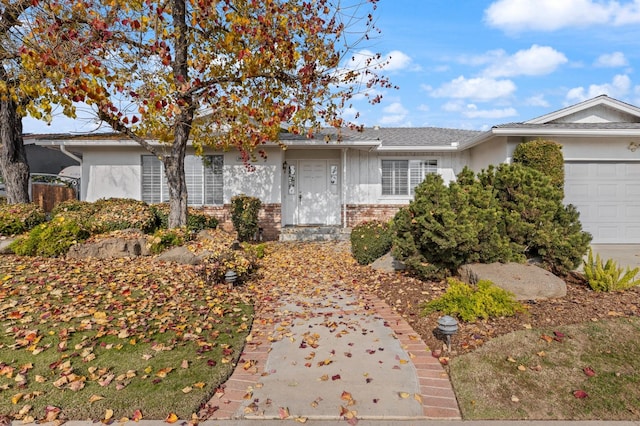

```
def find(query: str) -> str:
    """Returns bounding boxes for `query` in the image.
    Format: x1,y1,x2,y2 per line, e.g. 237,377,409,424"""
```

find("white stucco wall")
467,137,509,172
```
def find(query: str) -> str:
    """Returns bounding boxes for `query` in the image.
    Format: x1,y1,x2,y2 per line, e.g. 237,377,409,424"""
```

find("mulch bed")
357,269,640,357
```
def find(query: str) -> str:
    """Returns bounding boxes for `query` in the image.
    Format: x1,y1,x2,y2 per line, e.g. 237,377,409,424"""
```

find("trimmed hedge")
350,220,394,265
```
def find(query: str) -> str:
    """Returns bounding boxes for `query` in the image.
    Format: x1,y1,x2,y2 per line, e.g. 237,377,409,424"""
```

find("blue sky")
22,0,640,133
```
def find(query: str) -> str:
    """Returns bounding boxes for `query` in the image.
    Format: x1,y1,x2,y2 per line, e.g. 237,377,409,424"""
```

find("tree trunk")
0,96,30,204
163,150,188,228
162,0,194,229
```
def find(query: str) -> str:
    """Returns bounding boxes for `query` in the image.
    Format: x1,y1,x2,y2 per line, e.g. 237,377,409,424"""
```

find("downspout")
60,143,82,164
342,148,347,228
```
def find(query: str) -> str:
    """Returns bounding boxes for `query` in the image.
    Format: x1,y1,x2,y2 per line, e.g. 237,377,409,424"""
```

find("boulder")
67,234,150,259
458,262,566,300
0,237,14,255
369,251,406,273
156,246,202,265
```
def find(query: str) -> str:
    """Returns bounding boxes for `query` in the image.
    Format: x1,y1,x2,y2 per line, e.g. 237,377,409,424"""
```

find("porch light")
437,315,458,351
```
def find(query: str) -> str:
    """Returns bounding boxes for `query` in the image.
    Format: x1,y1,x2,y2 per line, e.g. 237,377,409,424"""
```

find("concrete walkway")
202,284,459,421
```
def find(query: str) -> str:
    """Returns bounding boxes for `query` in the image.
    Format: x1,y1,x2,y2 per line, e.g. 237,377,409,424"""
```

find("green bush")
230,194,262,242
422,278,524,322
583,248,640,292
147,227,191,254
151,204,219,231
392,171,514,280
0,203,47,235
350,220,394,265
393,164,591,280
10,215,90,257
513,138,564,191
89,198,157,233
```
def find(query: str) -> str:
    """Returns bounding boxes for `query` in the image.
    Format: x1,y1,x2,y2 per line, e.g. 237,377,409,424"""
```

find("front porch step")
279,226,351,242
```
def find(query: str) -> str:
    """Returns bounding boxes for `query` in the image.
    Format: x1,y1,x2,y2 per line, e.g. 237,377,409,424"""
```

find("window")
381,159,437,196
142,155,223,205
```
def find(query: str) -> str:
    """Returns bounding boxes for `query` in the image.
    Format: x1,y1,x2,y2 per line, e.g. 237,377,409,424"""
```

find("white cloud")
482,45,568,77
346,49,417,73
383,50,419,72
440,101,517,119
595,51,628,67
566,74,631,102
463,104,518,119
429,76,516,101
379,102,409,125
525,94,550,107
484,0,625,32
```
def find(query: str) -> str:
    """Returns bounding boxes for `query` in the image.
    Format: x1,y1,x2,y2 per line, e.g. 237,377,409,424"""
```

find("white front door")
299,160,328,224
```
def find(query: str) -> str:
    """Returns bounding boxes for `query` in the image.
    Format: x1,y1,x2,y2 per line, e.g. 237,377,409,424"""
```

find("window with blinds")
381,159,437,196
141,155,223,205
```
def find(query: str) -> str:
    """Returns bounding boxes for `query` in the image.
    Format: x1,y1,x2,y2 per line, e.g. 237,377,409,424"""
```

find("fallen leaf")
540,334,554,343
398,392,410,399
278,407,290,419
511,395,520,402
583,367,596,377
89,394,104,403
132,409,143,421
165,412,179,423
517,365,526,371
103,409,114,422
573,390,589,399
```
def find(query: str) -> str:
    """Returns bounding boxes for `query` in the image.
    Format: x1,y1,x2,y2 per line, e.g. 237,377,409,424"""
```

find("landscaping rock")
156,246,202,265
458,262,566,300
0,237,13,254
369,251,406,273
67,232,150,259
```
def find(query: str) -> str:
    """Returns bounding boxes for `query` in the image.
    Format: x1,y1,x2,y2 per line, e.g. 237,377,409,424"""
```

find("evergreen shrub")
350,220,394,265
0,203,46,235
422,278,524,322
513,138,564,190
393,164,591,280
89,198,157,233
10,215,89,257
230,194,262,242
151,204,219,231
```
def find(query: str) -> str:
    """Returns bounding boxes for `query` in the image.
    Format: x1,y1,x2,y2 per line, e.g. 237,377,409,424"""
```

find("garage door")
564,162,640,243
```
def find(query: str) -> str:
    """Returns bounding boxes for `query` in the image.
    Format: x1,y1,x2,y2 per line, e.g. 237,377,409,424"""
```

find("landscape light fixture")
437,315,459,352
224,269,238,290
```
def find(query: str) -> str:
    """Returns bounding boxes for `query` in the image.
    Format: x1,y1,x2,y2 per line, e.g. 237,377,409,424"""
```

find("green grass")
0,255,252,422
450,317,640,420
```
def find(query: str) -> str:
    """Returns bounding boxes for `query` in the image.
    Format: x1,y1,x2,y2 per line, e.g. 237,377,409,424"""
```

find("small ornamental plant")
583,248,640,292
423,278,525,322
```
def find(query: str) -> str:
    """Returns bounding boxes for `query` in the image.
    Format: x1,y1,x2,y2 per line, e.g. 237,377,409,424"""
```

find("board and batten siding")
344,149,463,205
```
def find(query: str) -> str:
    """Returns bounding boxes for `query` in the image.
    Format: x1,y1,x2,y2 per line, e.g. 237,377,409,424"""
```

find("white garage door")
564,162,640,243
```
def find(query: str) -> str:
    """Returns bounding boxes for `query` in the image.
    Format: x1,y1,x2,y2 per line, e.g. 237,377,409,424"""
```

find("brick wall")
345,204,405,227
202,203,281,241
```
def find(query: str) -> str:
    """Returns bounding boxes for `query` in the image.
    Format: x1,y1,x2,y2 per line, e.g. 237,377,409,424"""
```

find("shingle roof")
493,122,640,130
279,127,482,146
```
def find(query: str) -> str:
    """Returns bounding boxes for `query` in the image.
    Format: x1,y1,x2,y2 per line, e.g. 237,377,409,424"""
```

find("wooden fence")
32,183,77,212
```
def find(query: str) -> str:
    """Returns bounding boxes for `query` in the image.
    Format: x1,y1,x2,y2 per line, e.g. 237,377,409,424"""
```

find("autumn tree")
23,0,392,227
0,1,34,203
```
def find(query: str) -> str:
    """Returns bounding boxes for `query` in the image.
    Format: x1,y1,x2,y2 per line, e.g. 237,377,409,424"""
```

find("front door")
298,160,328,224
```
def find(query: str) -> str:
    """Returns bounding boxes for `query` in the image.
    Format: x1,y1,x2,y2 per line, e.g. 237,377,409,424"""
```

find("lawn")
449,317,640,420
0,255,252,422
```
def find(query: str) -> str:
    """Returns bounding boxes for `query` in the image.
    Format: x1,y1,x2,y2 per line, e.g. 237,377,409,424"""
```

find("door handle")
298,194,302,201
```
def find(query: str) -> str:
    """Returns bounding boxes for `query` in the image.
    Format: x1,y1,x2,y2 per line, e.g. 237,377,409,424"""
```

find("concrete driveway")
586,245,640,272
